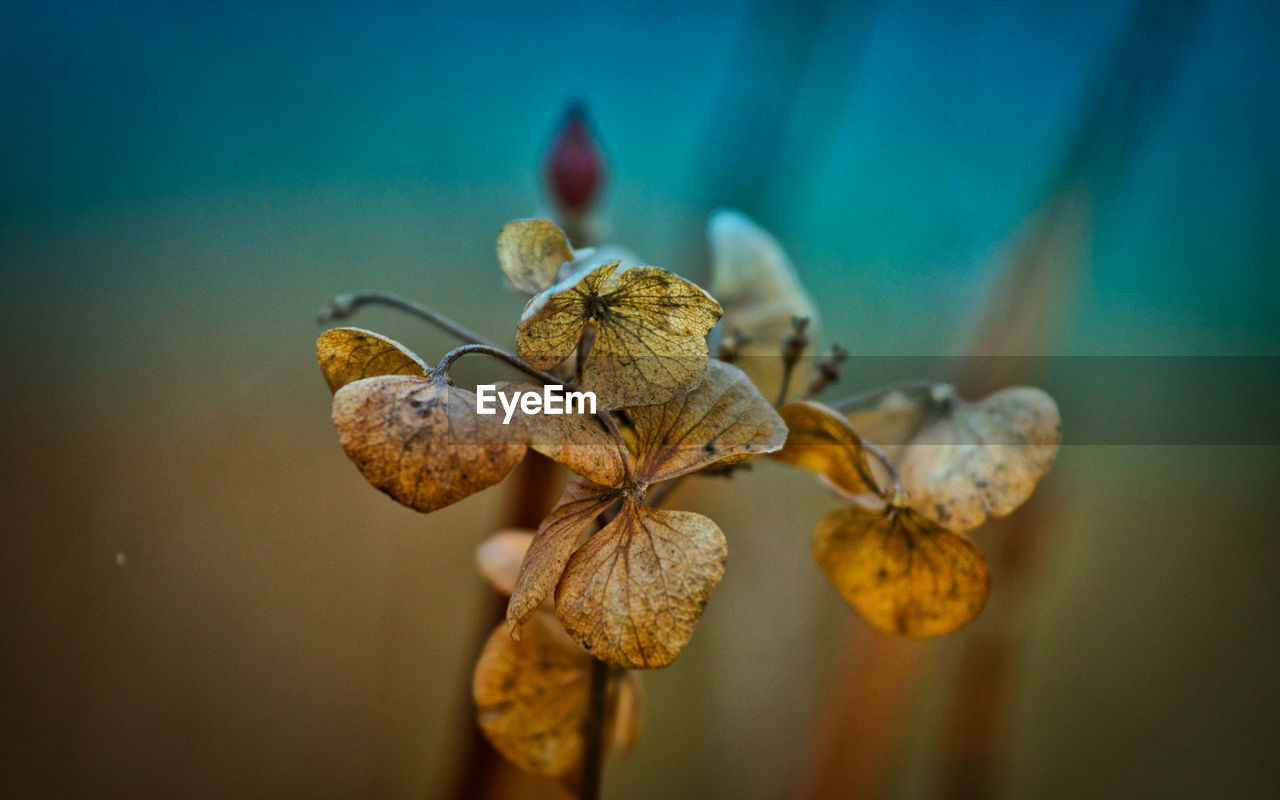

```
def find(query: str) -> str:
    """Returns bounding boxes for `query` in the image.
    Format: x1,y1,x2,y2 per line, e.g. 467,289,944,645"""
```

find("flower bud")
544,100,605,214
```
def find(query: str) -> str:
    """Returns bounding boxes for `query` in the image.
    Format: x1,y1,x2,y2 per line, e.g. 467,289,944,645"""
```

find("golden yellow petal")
507,478,618,635
517,261,722,409
497,218,575,295
515,260,619,370
498,381,629,487
556,500,727,669
472,614,592,778
772,401,880,499
812,504,990,638
316,327,427,393
331,374,526,513
630,359,787,483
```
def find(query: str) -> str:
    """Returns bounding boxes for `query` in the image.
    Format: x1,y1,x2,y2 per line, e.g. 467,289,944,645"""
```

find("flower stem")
597,410,636,486
829,380,938,415
775,359,797,408
580,658,612,800
861,441,904,498
435,344,566,386
317,290,499,349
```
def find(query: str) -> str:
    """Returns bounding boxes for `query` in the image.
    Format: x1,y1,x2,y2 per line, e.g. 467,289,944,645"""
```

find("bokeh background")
3,0,1278,798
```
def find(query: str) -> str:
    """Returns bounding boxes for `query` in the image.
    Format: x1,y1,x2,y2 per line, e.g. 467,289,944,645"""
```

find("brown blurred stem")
580,658,612,800
444,456,560,800
777,317,811,407
318,290,499,349
775,361,796,408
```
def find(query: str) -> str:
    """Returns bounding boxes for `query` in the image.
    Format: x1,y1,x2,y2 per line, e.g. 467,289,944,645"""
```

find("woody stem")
580,658,612,800
317,290,499,349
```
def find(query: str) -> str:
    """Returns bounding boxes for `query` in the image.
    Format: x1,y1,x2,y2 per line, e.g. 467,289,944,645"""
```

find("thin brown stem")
775,359,796,408
862,441,903,497
436,344,567,386
580,658,612,800
318,290,499,349
829,380,938,415
597,410,636,486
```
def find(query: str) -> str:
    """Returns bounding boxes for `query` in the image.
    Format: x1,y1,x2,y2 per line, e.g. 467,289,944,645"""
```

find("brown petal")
499,381,629,487
472,613,639,780
316,327,427,393
631,359,787,483
583,309,712,410
516,262,723,409
708,210,821,398
584,266,722,408
845,383,1061,530
497,218,575,295
332,374,526,513
476,530,535,596
812,503,990,638
472,614,593,778
556,500,727,669
771,401,880,499
515,260,618,370
507,478,618,635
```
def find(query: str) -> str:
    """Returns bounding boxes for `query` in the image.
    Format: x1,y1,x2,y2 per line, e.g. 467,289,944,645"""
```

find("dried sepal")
476,530,535,596
316,327,427,393
499,381,628,487
631,359,788,483
708,209,820,397
845,383,1061,530
772,401,880,500
505,366,776,670
473,612,638,781
507,478,619,635
812,500,990,638
332,373,526,513
556,498,727,669
516,260,723,409
472,613,593,778
497,218,576,295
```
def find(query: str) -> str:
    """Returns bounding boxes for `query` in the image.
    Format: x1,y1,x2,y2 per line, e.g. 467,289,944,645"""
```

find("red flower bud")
544,101,605,214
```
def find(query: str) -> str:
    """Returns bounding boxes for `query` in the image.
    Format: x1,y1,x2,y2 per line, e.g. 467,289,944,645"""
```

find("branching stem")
318,290,499,349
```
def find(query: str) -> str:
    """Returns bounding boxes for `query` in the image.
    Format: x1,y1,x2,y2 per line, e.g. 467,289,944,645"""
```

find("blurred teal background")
3,1,1278,798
